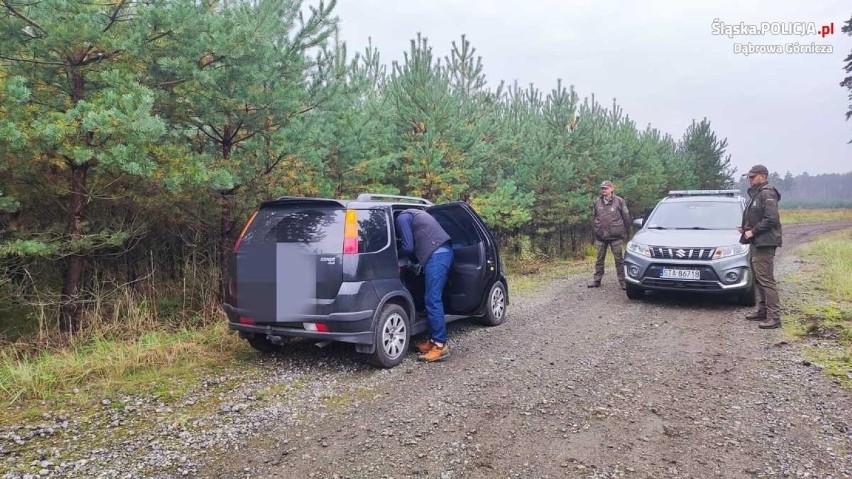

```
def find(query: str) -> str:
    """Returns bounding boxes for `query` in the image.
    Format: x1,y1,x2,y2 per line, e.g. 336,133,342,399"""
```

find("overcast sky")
335,0,852,177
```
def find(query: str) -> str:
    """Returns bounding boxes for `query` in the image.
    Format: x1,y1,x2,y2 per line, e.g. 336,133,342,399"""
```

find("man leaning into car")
395,209,454,362
738,164,783,330
589,180,631,290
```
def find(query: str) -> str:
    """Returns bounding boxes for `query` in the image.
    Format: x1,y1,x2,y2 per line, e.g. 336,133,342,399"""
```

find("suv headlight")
713,244,749,259
626,241,651,257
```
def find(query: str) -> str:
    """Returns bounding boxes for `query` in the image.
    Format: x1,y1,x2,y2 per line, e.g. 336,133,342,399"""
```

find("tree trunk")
60,164,88,332
570,227,578,254
218,131,236,300
219,190,235,301
59,68,89,333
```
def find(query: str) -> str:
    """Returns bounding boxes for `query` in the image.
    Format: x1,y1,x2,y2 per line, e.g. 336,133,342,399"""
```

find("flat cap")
746,164,769,177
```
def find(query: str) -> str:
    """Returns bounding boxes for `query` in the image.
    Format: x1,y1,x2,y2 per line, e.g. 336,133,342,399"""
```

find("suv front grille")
650,247,715,260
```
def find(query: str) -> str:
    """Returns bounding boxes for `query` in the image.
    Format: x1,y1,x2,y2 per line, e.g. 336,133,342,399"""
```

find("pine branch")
2,0,46,35
145,30,173,43
198,125,224,143
76,49,124,66
102,0,128,33
0,54,66,67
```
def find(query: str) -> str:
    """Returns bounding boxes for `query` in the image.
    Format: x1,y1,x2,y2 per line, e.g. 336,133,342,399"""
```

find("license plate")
660,268,701,280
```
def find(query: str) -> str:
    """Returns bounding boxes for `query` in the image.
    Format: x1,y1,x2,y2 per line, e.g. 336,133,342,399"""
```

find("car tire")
369,304,410,368
246,336,283,354
479,280,508,326
737,284,756,306
625,283,645,300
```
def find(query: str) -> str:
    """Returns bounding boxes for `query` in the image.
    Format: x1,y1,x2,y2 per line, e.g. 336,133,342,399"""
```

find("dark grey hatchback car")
222,194,509,368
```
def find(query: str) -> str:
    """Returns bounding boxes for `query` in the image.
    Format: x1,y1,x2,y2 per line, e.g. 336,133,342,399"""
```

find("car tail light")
239,317,255,325
233,210,259,252
343,209,358,254
303,322,329,332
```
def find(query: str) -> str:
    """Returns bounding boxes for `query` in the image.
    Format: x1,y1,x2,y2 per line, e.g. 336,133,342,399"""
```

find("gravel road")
2,222,851,479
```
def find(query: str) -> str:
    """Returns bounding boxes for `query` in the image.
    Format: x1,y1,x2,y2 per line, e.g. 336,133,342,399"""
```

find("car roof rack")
356,193,433,206
667,190,742,197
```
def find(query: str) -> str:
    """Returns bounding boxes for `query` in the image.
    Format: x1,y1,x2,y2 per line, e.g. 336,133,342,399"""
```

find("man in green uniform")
738,164,783,330
589,180,631,290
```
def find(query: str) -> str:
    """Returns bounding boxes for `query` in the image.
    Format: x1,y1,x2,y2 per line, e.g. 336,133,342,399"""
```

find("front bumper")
623,252,752,293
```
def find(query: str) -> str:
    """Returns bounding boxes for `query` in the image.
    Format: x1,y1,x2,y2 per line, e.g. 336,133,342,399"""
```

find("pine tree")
678,119,735,189
0,0,167,331
144,0,338,293
841,15,852,141
386,34,457,201
298,38,394,199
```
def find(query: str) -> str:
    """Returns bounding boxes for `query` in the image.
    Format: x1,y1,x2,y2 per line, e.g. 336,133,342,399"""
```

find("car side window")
357,209,389,253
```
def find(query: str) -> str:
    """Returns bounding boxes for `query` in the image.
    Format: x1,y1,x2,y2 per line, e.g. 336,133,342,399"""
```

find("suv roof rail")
667,189,742,197
356,193,433,206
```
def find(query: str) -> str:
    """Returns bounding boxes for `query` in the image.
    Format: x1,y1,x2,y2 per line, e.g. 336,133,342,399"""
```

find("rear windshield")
646,201,742,230
242,206,345,253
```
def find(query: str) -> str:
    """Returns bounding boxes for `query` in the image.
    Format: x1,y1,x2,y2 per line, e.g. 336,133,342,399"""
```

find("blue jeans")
424,244,453,344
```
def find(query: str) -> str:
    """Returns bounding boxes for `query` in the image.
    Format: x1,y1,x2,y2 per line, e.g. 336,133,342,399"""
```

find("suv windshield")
646,201,742,230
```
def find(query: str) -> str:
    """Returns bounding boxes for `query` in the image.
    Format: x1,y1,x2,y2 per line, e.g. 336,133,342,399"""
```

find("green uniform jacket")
593,194,630,242
742,181,783,247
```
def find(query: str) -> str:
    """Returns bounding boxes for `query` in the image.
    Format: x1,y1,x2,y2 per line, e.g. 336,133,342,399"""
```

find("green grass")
780,208,852,224
0,321,249,407
785,228,852,386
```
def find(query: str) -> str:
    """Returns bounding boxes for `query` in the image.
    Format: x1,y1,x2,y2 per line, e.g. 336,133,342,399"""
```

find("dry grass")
0,321,247,405
785,228,852,386
505,249,595,296
0,267,246,407
780,208,852,225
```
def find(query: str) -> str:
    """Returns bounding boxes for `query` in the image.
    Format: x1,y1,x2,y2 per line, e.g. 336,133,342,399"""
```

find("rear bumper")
228,322,374,345
223,303,375,345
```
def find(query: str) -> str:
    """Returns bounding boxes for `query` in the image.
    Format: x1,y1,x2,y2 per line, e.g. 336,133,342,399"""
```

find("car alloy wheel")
381,312,407,360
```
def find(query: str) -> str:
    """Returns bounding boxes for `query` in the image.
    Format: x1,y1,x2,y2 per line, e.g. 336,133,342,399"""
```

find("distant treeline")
737,171,852,209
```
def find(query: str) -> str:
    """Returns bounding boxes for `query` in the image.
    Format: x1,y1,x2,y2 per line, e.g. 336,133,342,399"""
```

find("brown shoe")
758,318,781,329
418,342,450,362
587,281,601,288
745,310,766,321
414,339,434,354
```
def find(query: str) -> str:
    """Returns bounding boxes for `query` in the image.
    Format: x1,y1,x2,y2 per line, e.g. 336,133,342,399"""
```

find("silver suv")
623,190,755,305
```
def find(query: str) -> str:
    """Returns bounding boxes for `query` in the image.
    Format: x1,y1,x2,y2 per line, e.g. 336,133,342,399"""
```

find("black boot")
758,318,781,329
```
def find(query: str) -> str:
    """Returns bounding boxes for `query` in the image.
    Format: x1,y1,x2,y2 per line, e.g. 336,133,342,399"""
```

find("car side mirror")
632,218,644,228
